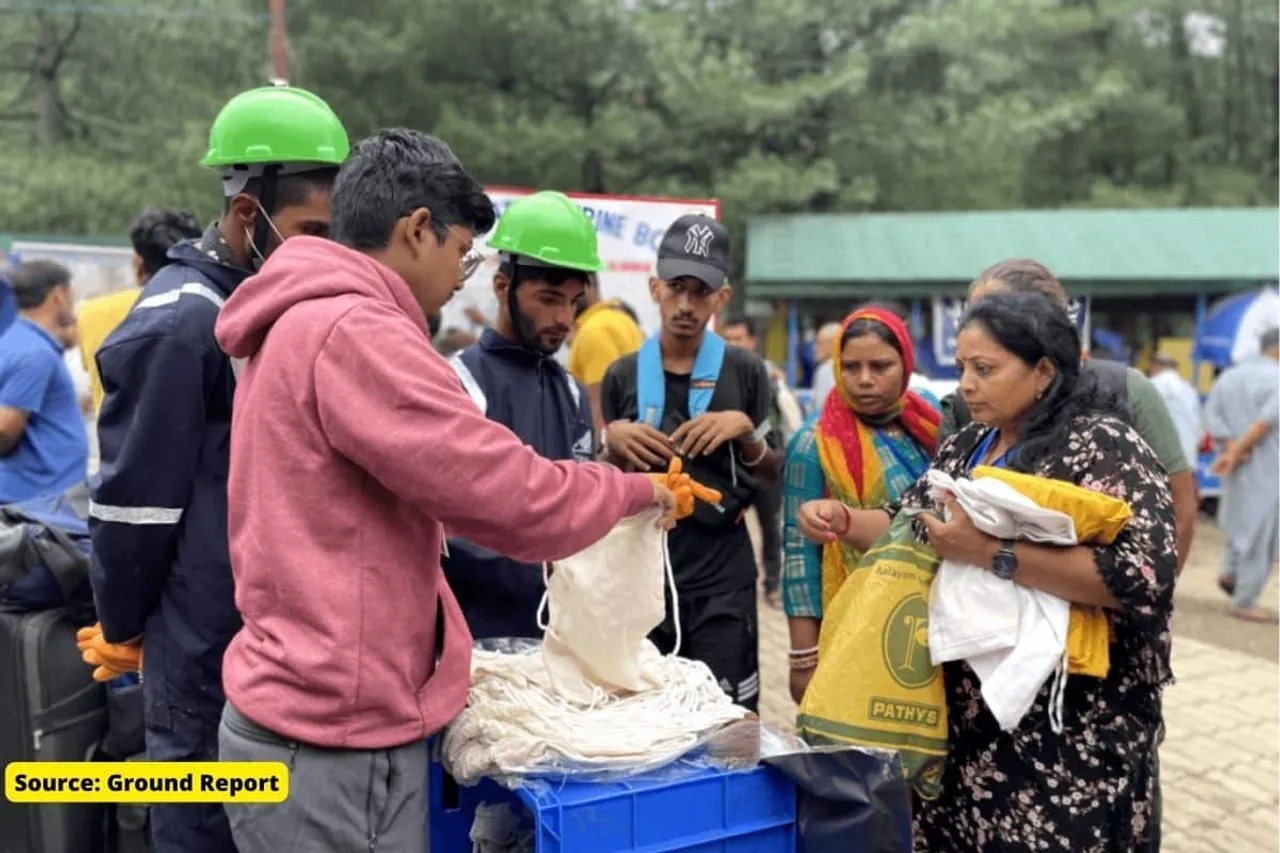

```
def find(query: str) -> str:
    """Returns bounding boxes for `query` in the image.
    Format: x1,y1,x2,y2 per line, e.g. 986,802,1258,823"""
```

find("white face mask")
244,200,287,271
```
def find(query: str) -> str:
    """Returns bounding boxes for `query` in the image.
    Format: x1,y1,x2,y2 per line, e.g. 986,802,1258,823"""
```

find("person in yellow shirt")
79,208,201,413
568,274,645,433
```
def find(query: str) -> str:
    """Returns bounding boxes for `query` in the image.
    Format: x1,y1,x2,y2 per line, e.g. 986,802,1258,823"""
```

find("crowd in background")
0,88,1273,853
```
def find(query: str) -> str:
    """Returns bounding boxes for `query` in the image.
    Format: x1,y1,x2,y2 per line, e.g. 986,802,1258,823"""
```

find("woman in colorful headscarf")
781,306,940,703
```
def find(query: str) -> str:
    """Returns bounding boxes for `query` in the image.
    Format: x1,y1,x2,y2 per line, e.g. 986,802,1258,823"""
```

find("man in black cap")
600,213,780,711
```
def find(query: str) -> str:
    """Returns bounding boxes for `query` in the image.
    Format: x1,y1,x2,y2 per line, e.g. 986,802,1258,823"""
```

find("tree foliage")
0,0,1274,246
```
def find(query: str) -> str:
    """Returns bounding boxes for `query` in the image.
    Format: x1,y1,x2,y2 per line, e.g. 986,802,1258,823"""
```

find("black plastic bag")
764,744,913,853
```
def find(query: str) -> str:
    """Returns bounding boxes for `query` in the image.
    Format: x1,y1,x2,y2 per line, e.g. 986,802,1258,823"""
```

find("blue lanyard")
969,428,1013,471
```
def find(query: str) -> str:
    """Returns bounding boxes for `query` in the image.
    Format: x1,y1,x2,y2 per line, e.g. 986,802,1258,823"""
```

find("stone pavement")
750,517,1280,852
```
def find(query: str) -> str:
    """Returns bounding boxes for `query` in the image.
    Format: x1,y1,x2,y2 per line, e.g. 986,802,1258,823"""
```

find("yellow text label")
5,762,288,804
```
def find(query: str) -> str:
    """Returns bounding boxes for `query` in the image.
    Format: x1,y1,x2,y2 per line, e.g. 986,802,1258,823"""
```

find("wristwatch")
992,539,1018,580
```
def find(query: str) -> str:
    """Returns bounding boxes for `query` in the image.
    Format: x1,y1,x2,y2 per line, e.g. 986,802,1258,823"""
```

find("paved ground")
749,515,1280,851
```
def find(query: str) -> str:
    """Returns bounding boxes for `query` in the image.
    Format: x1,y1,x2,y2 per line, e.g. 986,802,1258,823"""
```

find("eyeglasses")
459,249,485,283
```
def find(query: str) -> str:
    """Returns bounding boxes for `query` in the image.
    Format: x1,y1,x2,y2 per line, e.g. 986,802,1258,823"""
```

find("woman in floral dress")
796,291,1176,852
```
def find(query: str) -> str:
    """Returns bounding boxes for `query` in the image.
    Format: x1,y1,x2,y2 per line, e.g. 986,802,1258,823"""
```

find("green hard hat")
201,85,350,169
488,191,606,273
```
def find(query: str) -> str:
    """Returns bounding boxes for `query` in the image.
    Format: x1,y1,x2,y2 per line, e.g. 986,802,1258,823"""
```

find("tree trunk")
32,13,79,148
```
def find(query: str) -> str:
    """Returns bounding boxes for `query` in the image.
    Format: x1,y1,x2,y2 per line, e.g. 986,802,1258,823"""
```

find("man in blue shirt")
0,260,87,504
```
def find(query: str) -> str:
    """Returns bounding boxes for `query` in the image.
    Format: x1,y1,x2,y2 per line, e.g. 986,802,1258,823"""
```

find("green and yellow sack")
796,512,947,799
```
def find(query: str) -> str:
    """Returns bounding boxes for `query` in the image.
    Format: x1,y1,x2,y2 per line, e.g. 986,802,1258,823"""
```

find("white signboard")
439,187,720,338
10,241,135,301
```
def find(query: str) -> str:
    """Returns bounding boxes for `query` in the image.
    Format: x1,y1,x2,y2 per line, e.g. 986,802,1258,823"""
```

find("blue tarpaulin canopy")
1195,287,1280,368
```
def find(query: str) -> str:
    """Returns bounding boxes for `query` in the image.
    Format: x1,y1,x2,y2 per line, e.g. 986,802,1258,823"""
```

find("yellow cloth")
568,300,644,386
971,466,1132,544
797,515,948,799
972,465,1130,679
1065,605,1110,678
77,289,140,414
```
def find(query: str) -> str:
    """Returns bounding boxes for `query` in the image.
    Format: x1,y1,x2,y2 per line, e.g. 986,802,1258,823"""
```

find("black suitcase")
87,680,154,853
0,607,109,853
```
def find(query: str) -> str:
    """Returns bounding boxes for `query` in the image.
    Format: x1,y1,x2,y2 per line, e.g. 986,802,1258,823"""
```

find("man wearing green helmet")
88,85,349,853
442,191,604,638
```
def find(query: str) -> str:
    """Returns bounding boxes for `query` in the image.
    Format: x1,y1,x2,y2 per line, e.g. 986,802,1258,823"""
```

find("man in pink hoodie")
214,128,677,852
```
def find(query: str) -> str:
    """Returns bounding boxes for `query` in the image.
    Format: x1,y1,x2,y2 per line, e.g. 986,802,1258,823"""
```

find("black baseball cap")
656,213,731,290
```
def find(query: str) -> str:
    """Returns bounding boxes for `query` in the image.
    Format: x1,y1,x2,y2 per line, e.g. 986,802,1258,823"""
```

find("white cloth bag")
537,507,671,703
924,470,1077,732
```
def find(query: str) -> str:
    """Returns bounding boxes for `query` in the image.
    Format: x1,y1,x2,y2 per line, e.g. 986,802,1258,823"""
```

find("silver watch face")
993,547,1017,579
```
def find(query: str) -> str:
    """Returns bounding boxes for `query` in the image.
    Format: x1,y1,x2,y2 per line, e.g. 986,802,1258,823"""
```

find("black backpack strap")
0,520,34,588
0,507,90,597
17,511,89,596
39,527,90,597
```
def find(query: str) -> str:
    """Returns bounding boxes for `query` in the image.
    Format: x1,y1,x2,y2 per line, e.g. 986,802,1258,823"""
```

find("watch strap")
993,539,1018,579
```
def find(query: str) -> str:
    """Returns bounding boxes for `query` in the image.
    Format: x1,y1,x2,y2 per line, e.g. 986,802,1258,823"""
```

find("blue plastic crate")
428,759,796,853
429,759,522,851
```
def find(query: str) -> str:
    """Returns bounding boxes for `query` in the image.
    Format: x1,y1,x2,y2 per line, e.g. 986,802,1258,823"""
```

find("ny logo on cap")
684,223,715,258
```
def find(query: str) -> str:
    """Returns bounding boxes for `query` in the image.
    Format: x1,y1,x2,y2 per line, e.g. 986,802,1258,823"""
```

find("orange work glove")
647,457,723,520
76,623,143,683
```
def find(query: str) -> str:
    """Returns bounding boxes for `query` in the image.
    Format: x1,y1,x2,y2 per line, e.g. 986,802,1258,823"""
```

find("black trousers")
650,585,759,712
755,484,783,594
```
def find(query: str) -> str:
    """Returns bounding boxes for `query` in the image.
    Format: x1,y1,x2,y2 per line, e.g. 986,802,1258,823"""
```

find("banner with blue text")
932,296,1092,365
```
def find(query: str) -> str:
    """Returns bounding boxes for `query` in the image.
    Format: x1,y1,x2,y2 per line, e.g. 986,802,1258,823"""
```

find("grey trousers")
218,702,429,853
1222,541,1277,609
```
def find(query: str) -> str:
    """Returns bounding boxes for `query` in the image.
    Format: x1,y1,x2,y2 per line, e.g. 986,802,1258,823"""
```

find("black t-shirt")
601,346,777,597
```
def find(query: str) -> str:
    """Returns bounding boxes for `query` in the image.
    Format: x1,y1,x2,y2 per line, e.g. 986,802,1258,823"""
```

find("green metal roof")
745,207,1280,298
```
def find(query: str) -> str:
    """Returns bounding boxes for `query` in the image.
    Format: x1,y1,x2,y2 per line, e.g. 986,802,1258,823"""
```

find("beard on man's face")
515,308,566,355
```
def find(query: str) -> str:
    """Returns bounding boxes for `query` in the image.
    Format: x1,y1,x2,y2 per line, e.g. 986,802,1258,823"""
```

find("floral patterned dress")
890,414,1176,852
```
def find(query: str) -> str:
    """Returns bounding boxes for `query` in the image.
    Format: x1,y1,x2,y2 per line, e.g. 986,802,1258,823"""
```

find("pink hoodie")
215,237,654,750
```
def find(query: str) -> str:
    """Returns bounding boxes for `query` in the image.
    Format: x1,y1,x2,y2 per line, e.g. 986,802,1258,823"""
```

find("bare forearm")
1169,472,1197,575
1236,419,1273,456
788,616,821,651
837,507,892,552
0,432,20,455
738,436,781,483
1003,540,1119,609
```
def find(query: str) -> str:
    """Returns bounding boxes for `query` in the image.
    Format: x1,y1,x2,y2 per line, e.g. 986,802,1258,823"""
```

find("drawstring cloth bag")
442,507,747,783
537,507,674,703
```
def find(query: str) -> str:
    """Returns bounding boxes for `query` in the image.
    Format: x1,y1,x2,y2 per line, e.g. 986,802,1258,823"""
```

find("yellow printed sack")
797,513,947,799
972,465,1130,679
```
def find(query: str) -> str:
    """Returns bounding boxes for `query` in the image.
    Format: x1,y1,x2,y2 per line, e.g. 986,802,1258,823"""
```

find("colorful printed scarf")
815,307,940,609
